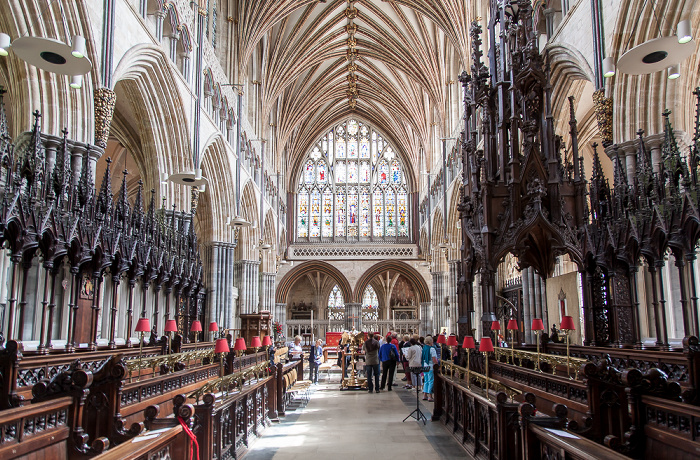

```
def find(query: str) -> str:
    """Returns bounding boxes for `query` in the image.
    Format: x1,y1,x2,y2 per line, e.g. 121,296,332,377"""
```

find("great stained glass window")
362,285,378,309
296,119,410,240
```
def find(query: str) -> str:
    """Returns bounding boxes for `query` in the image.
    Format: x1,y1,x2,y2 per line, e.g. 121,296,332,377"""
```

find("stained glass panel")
359,162,370,183
336,189,346,237
305,160,314,184
360,187,370,237
348,140,358,158
335,161,346,183
336,140,345,158
378,160,389,185
348,161,358,183
317,160,327,183
310,189,321,237
328,285,344,309
391,160,401,183
298,191,309,238
386,189,396,236
348,187,358,236
322,188,333,237
373,189,383,237
398,189,408,236
362,285,378,309
360,140,370,158
347,119,359,135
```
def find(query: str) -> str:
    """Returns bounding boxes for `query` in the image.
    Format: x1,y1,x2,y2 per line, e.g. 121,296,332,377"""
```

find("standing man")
379,336,399,391
363,333,380,393
309,339,323,384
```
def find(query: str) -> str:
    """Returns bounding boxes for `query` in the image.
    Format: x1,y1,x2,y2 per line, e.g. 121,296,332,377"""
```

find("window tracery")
296,119,409,241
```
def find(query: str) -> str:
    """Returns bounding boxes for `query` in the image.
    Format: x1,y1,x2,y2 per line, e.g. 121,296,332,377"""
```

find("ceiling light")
261,243,272,250
0,33,9,57
160,172,169,184
169,171,207,186
602,57,616,78
677,20,692,44
231,215,251,228
198,183,206,192
668,64,680,80
69,75,82,89
71,34,86,58
617,36,693,75
10,36,92,76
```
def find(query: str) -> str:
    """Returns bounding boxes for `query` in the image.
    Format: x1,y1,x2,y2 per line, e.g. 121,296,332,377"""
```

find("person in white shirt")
289,335,303,361
402,336,424,389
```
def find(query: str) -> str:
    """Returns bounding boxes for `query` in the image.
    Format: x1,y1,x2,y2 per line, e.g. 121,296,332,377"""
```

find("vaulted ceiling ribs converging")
233,0,472,189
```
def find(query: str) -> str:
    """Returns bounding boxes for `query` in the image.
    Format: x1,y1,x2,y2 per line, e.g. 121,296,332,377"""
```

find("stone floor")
244,371,471,460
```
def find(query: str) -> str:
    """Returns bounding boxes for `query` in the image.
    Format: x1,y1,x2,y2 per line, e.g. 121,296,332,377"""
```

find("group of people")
292,331,449,402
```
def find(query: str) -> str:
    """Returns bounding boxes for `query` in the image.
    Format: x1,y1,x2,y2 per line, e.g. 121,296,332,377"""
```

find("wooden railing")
494,346,588,379
0,340,163,408
440,361,522,401
434,365,522,459
0,397,73,459
92,425,189,460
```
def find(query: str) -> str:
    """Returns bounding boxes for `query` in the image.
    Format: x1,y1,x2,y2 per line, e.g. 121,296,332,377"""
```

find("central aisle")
245,374,470,460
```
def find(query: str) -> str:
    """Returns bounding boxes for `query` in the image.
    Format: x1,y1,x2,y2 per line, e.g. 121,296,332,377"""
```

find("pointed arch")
199,134,236,243
237,180,260,261
276,261,352,305
353,260,430,304
112,44,193,210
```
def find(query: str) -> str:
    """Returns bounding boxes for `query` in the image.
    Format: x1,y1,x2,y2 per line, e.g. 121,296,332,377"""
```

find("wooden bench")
93,425,189,460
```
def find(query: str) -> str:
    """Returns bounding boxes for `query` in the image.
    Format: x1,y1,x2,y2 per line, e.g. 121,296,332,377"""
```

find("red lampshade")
251,336,262,348
491,320,501,331
507,319,518,330
446,334,459,346
462,336,475,349
262,335,272,346
190,320,202,332
164,319,178,332
436,334,447,344
560,315,576,331
135,317,151,332
479,337,495,352
208,321,219,332
233,337,247,351
214,338,230,354
531,318,544,331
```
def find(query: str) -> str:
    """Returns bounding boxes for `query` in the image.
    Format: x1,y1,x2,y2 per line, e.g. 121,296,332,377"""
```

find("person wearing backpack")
379,337,400,391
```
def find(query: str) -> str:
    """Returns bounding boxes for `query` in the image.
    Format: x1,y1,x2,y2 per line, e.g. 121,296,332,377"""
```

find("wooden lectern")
239,311,272,348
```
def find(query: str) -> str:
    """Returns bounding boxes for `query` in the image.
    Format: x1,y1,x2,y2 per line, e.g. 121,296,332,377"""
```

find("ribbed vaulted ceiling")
231,0,473,189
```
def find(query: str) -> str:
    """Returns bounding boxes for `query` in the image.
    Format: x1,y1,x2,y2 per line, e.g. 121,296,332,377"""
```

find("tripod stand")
403,366,430,425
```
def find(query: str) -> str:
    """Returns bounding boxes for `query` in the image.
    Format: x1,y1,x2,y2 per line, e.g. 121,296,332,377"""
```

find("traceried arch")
328,285,344,309
296,118,410,242
362,285,379,309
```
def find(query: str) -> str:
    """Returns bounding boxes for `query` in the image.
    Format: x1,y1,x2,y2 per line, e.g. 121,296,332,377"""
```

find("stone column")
43,136,60,177
432,271,446,334
235,260,260,315
420,301,433,336
70,144,86,188
261,272,276,312
621,143,637,185
169,32,180,63
207,242,237,329
155,10,166,42
180,52,191,83
647,134,664,175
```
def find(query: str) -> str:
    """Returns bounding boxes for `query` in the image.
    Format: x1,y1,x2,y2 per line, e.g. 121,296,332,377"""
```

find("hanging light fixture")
667,63,681,80
616,13,694,77
169,167,208,187
677,19,692,44
602,57,616,78
0,33,10,57
69,75,82,89
71,34,86,58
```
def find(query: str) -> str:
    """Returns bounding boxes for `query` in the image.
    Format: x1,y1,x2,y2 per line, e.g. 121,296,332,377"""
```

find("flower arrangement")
273,321,284,341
